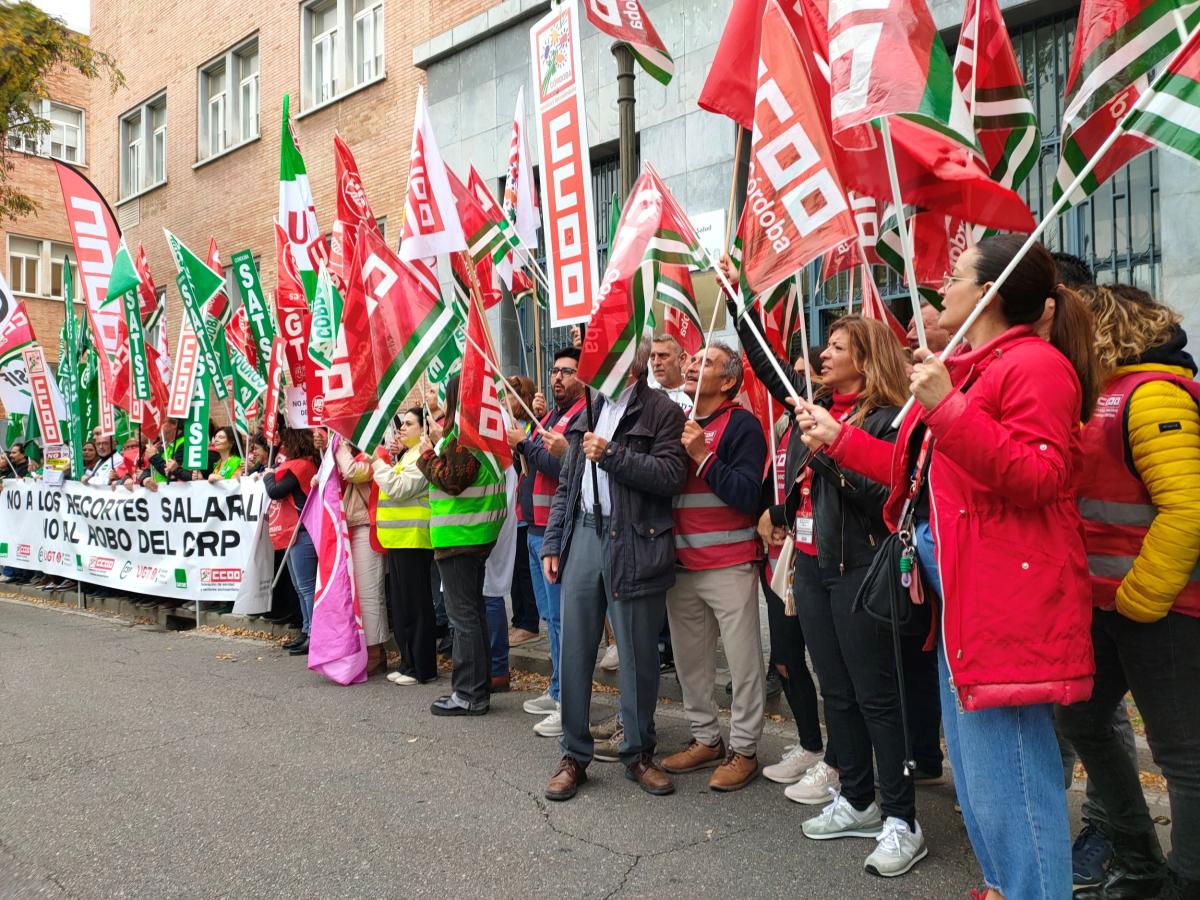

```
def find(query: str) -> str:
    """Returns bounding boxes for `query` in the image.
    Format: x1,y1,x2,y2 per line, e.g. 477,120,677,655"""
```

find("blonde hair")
1078,284,1182,377
816,315,910,425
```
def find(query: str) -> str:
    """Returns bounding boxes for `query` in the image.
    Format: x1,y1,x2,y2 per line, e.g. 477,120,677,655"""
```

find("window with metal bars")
513,152,629,382
809,9,1161,344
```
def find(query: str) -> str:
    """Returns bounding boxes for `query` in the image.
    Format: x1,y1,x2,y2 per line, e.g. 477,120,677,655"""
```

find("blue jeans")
484,594,509,678
526,531,562,701
917,522,1071,897
287,527,317,635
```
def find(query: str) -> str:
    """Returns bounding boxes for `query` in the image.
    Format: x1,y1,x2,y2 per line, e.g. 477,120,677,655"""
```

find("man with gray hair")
660,342,768,792
542,340,689,801
650,333,693,413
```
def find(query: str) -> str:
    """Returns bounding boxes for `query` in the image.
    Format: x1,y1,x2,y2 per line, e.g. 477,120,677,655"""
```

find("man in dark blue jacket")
541,340,687,801
659,343,767,792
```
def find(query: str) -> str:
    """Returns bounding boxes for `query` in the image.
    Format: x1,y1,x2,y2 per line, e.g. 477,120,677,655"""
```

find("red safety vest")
672,404,760,571
268,456,316,551
1077,370,1200,615
531,396,587,526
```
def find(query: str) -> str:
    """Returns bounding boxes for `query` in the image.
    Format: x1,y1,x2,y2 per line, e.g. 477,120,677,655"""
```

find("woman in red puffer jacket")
796,235,1101,900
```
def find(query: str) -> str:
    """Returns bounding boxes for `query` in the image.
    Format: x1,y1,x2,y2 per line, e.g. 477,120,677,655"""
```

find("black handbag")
852,435,934,638
852,530,932,637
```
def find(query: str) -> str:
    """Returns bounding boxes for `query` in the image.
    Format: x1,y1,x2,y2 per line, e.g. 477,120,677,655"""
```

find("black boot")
1077,829,1166,899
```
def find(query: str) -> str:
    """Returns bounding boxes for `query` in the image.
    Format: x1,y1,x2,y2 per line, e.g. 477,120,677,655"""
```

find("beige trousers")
666,563,765,755
350,526,388,646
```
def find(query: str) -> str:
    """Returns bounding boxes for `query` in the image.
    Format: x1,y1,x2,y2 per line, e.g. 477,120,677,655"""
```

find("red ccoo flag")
741,0,857,294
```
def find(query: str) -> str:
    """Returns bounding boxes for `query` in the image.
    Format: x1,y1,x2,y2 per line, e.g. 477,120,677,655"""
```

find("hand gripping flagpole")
889,23,1200,428
702,246,809,412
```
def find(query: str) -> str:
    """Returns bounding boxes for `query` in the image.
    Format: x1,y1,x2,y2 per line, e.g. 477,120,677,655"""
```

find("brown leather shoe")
625,753,675,795
545,755,587,801
708,752,759,792
662,738,726,774
509,627,539,645
490,675,511,693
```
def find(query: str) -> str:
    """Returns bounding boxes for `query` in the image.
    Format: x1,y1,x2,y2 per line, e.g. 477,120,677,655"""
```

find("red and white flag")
274,221,311,390
54,162,121,432
399,86,466,261
456,273,513,471
502,86,539,249
582,0,675,84
330,134,380,292
742,0,857,294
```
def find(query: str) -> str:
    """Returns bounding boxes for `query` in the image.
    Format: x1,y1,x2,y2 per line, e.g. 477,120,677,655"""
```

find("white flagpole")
879,117,928,351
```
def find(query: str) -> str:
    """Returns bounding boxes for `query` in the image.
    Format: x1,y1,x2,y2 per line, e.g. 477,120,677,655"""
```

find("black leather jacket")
734,299,897,572
541,379,688,600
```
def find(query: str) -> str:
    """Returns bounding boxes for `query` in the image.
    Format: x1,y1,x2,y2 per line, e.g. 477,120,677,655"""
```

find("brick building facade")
1,60,93,372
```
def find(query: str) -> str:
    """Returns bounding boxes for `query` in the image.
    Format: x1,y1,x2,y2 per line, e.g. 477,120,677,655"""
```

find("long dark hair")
279,427,318,466
973,235,1101,422
442,376,460,431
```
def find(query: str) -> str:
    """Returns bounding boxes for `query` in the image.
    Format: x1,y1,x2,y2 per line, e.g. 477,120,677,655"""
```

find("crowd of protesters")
2,235,1198,899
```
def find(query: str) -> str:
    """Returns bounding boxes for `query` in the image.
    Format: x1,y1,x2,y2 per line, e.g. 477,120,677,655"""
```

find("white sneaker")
864,817,927,877
533,710,563,737
785,760,841,804
387,672,418,685
599,644,619,671
764,744,823,785
801,790,884,841
523,693,558,715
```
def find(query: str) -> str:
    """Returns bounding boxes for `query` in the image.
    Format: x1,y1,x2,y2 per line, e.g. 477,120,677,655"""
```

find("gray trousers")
559,513,666,767
1057,701,1138,828
667,563,764,755
436,553,490,707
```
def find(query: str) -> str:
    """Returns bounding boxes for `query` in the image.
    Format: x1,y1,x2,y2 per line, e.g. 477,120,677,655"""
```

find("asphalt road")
0,595,1103,899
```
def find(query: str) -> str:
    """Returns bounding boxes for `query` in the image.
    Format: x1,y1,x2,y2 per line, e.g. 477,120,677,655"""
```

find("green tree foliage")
0,1,122,223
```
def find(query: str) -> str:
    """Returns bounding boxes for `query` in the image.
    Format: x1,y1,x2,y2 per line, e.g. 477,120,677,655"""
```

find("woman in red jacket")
797,235,1101,900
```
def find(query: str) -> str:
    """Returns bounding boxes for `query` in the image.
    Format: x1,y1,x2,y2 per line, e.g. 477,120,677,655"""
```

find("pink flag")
304,435,368,685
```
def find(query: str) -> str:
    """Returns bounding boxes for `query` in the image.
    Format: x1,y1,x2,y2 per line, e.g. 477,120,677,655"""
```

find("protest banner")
529,0,600,327
0,479,272,611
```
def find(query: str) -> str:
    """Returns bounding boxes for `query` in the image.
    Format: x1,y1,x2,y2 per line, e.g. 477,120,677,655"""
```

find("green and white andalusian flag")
578,167,704,398
1055,0,1200,204
279,94,323,304
164,229,230,401
954,0,1039,195
1119,27,1200,164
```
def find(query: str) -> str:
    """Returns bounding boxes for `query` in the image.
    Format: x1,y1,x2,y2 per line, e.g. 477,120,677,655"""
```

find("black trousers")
792,552,916,824
762,567,824,754
900,631,944,776
435,552,490,707
270,548,300,623
509,525,539,632
386,548,437,682
1057,609,1200,882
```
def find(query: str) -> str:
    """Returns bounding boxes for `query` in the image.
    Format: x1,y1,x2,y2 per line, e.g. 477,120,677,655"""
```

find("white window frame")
5,236,78,301
300,0,384,113
7,236,42,297
5,100,85,164
119,92,167,201
353,0,383,87
196,35,259,165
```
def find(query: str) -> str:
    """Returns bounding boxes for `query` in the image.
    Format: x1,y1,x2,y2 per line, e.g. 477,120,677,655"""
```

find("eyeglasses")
549,366,577,378
941,273,977,290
